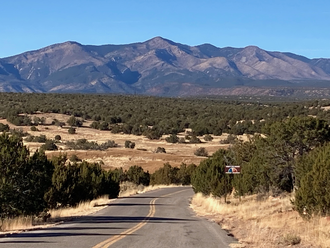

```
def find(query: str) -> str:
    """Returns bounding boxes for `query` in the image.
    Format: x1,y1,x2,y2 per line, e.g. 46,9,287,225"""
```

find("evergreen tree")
125,165,150,186
177,163,197,185
150,163,179,185
0,134,53,219
191,149,233,200
294,144,330,218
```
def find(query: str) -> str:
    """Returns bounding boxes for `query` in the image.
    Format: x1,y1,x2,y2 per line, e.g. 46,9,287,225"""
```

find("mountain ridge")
1,36,330,96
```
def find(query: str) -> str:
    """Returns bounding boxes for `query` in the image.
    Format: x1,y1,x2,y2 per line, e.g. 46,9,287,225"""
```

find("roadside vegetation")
190,116,330,247
0,132,196,232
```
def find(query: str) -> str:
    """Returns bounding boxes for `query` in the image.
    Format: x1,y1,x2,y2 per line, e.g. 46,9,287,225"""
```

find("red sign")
225,166,241,174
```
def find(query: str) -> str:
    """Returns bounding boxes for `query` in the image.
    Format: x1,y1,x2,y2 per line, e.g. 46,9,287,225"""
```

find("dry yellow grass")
0,195,112,233
191,193,330,248
1,216,34,232
118,181,185,197
48,195,112,219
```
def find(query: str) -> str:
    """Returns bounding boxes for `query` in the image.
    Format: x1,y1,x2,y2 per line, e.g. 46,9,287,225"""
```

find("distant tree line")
2,93,330,139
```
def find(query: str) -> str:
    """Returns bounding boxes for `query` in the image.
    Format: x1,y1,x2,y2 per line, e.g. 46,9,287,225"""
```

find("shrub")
99,140,118,150
194,147,208,157
67,116,83,127
65,139,117,151
40,140,58,151
7,115,32,126
220,134,237,144
204,134,213,141
54,135,61,141
90,121,99,129
0,123,9,132
25,134,47,143
68,127,76,134
125,140,135,149
165,134,179,143
30,126,38,131
52,119,65,127
155,147,166,153
90,121,109,130
9,129,29,138
144,130,162,140
189,135,201,144
69,154,81,162
280,234,301,246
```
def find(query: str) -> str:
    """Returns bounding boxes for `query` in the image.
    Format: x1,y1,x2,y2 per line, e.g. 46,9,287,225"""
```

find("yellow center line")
92,189,189,248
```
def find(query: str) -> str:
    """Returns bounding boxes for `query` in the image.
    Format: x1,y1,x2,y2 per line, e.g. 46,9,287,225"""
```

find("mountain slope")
1,37,330,96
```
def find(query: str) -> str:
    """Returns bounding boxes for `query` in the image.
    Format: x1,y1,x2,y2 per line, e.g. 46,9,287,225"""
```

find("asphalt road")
0,187,237,248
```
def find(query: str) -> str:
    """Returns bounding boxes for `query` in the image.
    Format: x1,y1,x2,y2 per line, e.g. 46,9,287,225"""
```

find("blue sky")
1,0,329,59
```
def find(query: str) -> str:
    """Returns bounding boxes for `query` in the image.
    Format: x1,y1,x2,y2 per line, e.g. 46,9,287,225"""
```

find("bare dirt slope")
0,113,231,172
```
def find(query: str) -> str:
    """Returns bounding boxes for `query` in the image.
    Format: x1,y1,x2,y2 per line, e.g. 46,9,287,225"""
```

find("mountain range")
1,36,330,97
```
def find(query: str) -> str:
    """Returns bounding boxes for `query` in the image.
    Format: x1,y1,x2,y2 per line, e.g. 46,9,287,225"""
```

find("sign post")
225,165,241,174
225,165,241,201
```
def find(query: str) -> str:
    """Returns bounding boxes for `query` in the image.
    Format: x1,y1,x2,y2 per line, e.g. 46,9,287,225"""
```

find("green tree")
294,144,330,218
150,163,179,185
191,149,233,201
177,163,197,185
263,117,330,190
125,166,150,186
45,159,119,208
0,133,54,220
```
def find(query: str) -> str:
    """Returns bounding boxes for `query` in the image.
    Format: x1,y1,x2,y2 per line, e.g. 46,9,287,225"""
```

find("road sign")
225,165,241,174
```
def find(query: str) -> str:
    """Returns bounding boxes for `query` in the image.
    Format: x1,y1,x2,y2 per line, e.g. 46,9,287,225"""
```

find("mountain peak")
242,45,262,51
47,41,83,50
145,36,173,49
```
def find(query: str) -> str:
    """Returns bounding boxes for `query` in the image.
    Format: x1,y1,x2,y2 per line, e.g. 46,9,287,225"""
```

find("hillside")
1,37,330,96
